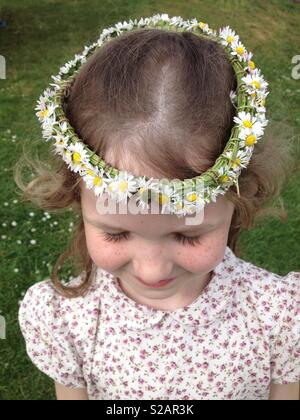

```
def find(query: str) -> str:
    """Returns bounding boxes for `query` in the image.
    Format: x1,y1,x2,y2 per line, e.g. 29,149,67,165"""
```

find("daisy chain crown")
36,13,269,218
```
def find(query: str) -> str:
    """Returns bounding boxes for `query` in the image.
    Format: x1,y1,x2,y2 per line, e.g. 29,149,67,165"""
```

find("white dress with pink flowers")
18,246,300,400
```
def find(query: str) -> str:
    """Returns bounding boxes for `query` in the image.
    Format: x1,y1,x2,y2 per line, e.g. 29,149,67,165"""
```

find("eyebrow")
83,217,216,233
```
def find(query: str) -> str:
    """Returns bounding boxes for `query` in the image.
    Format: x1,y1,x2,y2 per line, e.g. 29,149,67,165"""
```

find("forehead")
80,183,233,232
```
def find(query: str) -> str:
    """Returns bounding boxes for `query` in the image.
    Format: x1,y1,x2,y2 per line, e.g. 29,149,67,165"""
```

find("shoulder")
18,270,103,341
229,248,300,331
18,269,106,388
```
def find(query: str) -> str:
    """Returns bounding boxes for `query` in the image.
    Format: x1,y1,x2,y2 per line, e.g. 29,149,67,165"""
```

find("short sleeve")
270,272,300,385
18,280,87,389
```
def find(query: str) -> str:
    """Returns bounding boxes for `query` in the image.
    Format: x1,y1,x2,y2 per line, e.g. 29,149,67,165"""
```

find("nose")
131,241,174,283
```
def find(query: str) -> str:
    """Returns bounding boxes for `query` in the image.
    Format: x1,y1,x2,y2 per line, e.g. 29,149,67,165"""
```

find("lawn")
0,0,300,400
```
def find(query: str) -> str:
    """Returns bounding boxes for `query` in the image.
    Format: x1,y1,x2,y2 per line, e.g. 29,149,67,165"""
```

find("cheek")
175,229,229,273
84,227,129,271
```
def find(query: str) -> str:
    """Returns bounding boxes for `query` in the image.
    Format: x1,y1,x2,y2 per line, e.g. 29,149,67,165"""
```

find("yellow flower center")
72,152,81,164
246,134,256,146
158,193,169,206
249,60,256,70
252,80,261,89
118,180,128,193
186,192,197,202
233,158,241,168
227,35,235,44
87,169,94,176
39,109,49,118
236,46,245,56
199,22,207,29
220,174,229,184
261,97,266,106
93,176,103,187
243,120,253,128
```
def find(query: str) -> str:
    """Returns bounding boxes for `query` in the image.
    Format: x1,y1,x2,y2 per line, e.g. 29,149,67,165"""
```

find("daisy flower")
242,70,269,95
216,166,236,186
62,148,73,166
106,171,139,204
170,16,184,27
67,143,90,173
208,185,227,203
224,148,252,171
245,51,256,73
58,121,69,133
83,167,108,197
179,189,206,216
134,177,160,210
238,118,267,148
42,116,57,139
250,91,269,114
219,26,239,47
152,182,175,215
230,41,248,62
53,135,69,156
59,61,74,75
233,111,265,136
197,22,211,34
239,127,265,149
238,133,258,149
35,102,57,122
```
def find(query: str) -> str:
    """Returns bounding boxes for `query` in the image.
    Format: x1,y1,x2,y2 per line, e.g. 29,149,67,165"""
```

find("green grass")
0,0,300,400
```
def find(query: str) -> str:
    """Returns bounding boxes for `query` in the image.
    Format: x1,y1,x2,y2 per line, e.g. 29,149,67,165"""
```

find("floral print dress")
19,246,300,400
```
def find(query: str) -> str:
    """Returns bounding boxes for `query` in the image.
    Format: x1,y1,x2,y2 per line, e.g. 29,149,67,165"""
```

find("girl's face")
81,184,235,309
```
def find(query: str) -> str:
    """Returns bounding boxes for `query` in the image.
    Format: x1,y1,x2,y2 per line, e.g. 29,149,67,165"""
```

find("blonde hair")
14,28,298,298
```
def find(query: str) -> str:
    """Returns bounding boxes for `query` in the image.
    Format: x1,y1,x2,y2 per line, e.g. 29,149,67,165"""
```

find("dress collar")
98,246,240,331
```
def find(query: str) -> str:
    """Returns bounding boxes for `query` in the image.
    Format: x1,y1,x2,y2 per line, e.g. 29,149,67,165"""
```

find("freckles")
176,235,226,272
92,242,128,272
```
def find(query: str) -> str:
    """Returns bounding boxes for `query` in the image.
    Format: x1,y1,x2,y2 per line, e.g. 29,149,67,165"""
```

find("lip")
136,277,176,288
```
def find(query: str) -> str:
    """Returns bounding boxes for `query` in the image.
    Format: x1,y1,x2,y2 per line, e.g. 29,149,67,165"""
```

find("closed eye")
101,232,203,247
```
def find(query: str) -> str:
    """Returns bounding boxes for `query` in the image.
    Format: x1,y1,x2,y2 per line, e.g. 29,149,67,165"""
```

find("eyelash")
101,232,202,247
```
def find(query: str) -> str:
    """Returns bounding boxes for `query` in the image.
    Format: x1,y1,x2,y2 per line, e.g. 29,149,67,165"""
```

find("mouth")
136,277,176,288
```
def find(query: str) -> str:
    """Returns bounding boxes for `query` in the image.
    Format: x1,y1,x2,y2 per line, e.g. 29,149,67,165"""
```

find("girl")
15,15,299,400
